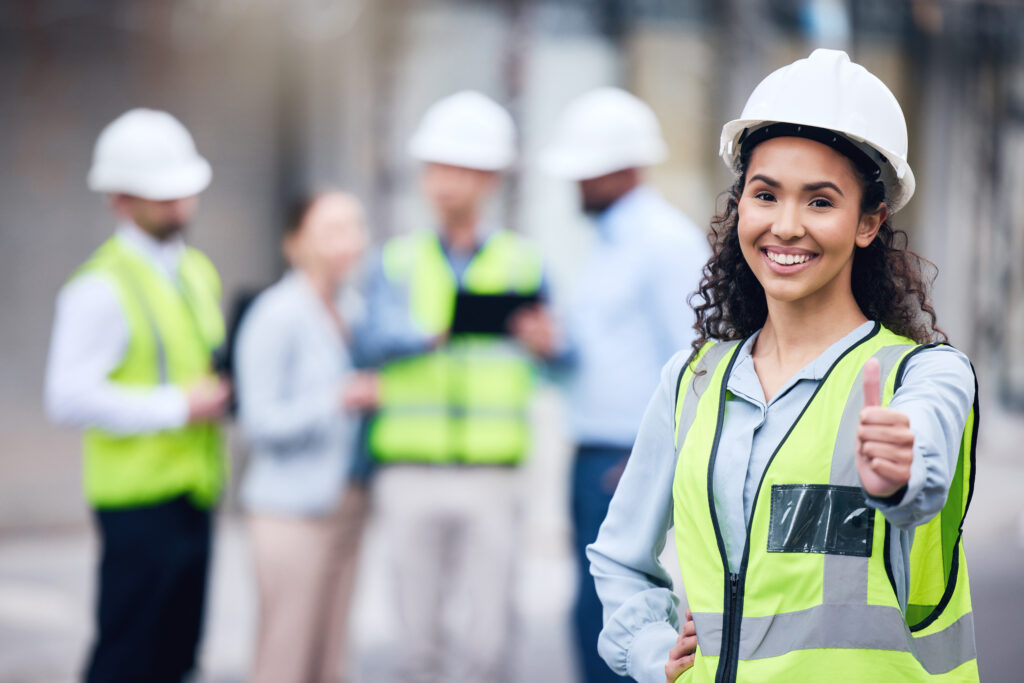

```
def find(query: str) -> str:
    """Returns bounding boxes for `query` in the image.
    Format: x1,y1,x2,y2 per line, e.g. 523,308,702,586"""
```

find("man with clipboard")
361,91,559,683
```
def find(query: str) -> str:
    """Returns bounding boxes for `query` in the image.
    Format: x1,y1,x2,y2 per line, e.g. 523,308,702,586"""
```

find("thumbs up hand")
856,358,914,499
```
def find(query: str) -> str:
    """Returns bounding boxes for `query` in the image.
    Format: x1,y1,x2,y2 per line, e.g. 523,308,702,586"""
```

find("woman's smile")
760,246,819,273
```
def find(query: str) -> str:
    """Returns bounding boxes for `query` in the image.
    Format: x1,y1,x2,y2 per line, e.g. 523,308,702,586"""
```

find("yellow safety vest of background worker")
369,227,543,464
586,49,979,683
44,108,230,683
361,90,560,683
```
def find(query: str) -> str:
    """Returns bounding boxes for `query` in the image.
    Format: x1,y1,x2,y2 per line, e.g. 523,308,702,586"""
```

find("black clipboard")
450,292,540,335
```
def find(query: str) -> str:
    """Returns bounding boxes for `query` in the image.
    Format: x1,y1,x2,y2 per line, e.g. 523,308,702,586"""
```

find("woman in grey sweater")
236,191,377,683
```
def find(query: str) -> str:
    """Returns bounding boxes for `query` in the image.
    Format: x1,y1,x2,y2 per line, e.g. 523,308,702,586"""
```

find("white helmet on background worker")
539,87,668,181
720,48,915,213
408,91,516,171
87,108,212,201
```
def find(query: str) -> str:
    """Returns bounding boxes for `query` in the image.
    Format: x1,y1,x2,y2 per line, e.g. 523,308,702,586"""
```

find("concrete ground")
2,390,1023,682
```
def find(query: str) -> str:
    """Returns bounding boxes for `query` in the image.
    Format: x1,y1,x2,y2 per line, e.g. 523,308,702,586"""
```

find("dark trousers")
85,495,212,683
572,445,634,682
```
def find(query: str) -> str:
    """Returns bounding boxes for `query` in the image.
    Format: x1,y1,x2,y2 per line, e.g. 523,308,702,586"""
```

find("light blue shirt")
586,321,975,683
564,186,710,447
236,271,364,516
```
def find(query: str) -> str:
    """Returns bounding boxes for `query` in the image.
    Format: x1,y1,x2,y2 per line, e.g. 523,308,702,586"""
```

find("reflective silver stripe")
112,264,169,385
675,341,741,451
913,611,977,675
694,605,976,674
692,611,724,656
824,344,914,605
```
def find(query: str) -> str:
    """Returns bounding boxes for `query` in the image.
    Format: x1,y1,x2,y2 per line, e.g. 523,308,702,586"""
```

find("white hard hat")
539,87,667,181
408,91,516,171
720,49,915,213
87,108,212,200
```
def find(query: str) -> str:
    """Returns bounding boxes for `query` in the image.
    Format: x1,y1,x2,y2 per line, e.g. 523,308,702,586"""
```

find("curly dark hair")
689,151,946,355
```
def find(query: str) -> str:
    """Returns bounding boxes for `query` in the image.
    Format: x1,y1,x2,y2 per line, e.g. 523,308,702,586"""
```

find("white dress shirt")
44,223,191,434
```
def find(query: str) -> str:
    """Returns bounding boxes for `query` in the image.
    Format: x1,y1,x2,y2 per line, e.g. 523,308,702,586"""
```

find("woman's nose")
771,202,805,240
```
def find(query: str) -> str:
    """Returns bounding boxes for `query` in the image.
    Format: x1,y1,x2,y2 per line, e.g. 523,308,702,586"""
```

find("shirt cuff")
863,440,927,528
627,620,678,683
162,386,190,429
597,588,680,683
866,485,908,507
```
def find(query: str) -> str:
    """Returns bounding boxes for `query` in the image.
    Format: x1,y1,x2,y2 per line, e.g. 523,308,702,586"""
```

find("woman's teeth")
766,251,812,265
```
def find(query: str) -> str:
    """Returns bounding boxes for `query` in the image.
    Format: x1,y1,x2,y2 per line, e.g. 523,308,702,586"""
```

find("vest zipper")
718,572,742,683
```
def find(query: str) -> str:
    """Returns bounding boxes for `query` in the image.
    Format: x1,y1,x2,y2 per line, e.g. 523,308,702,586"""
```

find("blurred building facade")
2,0,1023,528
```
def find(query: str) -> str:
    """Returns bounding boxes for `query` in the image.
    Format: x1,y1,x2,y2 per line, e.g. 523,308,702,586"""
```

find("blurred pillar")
628,20,717,224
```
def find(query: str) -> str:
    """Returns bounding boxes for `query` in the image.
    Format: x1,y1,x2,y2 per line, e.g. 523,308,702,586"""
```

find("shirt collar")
284,268,346,340
728,320,878,406
594,185,654,241
115,221,186,280
438,223,498,257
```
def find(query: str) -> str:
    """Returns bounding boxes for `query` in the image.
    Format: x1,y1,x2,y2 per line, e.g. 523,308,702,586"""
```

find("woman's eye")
809,198,833,208
753,191,775,202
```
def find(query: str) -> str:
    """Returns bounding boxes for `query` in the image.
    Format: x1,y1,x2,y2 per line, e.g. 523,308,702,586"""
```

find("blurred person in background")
361,90,560,683
539,88,710,682
44,108,229,683
235,190,377,683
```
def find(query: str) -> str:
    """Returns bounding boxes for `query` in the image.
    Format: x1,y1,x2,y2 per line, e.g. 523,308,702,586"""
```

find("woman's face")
286,193,368,284
737,136,884,310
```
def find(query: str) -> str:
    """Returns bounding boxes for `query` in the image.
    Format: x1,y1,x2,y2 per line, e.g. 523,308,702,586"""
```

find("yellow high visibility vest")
672,324,978,681
369,230,543,466
75,237,226,509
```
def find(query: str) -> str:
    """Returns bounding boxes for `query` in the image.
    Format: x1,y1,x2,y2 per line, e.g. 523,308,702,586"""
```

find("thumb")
862,357,881,408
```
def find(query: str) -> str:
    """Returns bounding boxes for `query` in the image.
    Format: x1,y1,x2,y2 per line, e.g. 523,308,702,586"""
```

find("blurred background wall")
2,0,1024,679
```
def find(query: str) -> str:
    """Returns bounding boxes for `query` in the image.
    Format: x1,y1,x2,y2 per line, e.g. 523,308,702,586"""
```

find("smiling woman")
586,49,980,683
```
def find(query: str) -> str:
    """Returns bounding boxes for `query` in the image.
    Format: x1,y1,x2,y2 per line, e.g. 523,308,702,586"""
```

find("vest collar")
729,320,878,407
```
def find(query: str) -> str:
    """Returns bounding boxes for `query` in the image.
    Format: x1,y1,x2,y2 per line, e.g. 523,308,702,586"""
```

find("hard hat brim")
88,157,212,201
719,118,915,213
537,145,667,181
408,138,513,171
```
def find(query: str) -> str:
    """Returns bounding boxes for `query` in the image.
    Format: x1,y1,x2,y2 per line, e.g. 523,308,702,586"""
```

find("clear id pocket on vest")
767,484,873,557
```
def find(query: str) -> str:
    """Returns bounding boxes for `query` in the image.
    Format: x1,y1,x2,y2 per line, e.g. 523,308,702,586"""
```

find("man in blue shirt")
540,87,710,682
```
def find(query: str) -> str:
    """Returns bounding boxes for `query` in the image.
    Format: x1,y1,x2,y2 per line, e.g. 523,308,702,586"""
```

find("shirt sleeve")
351,251,434,367
44,274,189,434
234,295,339,448
866,344,975,529
651,223,711,362
533,266,577,372
587,350,690,683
